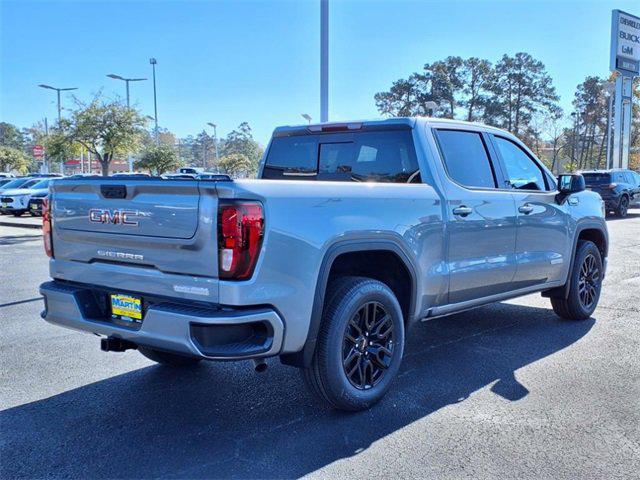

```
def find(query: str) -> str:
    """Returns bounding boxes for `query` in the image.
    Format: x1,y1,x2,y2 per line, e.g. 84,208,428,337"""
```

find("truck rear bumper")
39,281,284,360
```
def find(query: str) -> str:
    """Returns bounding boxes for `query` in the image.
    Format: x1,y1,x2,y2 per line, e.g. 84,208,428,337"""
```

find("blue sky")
1,0,638,145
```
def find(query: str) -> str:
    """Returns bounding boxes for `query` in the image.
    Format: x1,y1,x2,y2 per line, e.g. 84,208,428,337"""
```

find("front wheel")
616,196,629,218
551,240,603,320
138,346,202,367
301,276,405,411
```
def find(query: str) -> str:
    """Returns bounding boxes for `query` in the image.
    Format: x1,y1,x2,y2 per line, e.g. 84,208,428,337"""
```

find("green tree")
220,122,263,167
630,77,640,171
485,52,560,136
0,122,25,150
218,153,256,178
571,76,609,170
195,130,215,169
461,58,493,122
374,75,428,116
48,94,146,176
0,146,30,173
424,56,464,118
135,144,182,175
375,57,464,118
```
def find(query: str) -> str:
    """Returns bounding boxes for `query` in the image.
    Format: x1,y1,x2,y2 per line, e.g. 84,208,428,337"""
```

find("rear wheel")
551,240,602,320
301,276,405,411
616,195,629,218
138,346,202,367
12,211,22,217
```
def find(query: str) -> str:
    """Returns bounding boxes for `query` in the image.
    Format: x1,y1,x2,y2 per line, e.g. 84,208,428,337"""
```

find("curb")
0,221,42,230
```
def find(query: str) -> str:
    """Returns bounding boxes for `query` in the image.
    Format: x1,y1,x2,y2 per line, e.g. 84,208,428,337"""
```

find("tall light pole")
37,84,78,124
301,113,312,124
107,74,147,172
603,81,615,169
106,74,147,108
207,122,219,168
320,0,329,122
149,58,159,145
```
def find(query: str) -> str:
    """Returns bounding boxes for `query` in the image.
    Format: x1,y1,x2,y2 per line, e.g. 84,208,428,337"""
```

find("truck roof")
272,117,511,138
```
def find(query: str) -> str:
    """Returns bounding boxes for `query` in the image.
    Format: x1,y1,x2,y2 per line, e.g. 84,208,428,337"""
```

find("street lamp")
301,113,312,124
320,0,328,122
107,74,147,172
106,74,147,107
37,84,78,123
206,122,219,168
149,58,159,145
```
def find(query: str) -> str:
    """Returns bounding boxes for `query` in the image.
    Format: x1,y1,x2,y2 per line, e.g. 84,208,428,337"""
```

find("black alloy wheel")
578,253,600,311
617,196,629,218
342,301,395,390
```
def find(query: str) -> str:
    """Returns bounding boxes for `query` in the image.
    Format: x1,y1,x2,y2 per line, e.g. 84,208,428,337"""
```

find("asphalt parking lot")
1,211,639,479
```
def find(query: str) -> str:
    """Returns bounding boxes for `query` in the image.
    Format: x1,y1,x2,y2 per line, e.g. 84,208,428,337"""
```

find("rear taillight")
42,197,53,257
605,183,618,190
218,202,264,280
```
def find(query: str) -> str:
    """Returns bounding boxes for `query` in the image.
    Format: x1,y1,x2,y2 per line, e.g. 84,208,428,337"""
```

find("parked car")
28,191,48,216
0,178,55,216
197,173,232,181
112,173,151,178
0,173,16,178
0,178,41,213
0,177,38,194
0,178,14,188
581,169,640,217
40,118,608,411
161,173,197,179
628,170,640,207
178,167,203,175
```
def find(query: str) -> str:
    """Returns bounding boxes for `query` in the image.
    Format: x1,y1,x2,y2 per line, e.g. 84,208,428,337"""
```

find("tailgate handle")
101,185,127,199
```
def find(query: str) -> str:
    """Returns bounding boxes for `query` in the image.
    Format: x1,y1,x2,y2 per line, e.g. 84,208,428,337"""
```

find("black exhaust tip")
101,337,138,352
252,359,268,373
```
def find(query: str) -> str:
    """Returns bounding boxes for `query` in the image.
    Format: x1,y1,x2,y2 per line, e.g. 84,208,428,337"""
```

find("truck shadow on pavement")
0,234,42,246
1,302,594,479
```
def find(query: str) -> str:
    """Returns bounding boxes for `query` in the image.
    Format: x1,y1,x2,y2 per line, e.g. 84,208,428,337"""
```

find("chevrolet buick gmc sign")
611,9,640,75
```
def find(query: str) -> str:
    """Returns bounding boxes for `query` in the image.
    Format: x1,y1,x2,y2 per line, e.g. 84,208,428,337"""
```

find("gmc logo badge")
89,208,139,226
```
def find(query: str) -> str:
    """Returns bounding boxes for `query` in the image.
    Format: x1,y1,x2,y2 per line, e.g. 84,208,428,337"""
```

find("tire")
301,276,405,411
138,346,202,367
12,211,22,217
616,195,629,218
551,240,603,320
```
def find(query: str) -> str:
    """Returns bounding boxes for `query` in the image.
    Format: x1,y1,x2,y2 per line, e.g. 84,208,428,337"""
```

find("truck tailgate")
50,179,220,279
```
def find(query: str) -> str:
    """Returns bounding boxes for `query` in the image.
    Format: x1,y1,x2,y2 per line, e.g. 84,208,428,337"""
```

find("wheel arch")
280,237,419,368
544,220,608,300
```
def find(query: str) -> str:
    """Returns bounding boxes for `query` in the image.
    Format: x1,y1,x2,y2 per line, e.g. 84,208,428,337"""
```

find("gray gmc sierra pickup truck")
40,118,608,411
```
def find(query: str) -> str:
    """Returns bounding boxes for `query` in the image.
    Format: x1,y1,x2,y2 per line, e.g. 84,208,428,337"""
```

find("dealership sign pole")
610,9,639,169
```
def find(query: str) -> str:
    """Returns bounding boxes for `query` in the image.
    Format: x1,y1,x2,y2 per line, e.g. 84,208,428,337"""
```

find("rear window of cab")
262,129,421,183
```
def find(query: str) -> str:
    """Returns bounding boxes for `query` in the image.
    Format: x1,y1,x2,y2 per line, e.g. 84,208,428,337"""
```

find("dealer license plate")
110,294,143,321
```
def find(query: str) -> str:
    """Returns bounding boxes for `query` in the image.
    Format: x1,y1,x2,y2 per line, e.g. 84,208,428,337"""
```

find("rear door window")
263,129,421,183
434,129,496,189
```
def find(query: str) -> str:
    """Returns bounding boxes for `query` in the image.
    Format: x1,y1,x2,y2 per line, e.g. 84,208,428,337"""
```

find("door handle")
452,206,473,217
518,204,534,214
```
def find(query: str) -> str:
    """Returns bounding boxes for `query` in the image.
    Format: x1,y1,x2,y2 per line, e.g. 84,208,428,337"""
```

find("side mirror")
558,173,585,194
